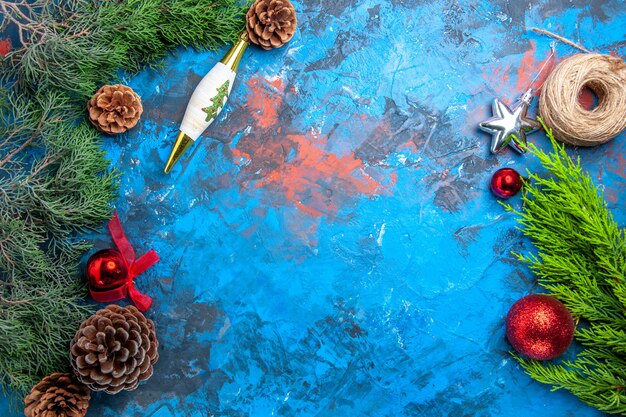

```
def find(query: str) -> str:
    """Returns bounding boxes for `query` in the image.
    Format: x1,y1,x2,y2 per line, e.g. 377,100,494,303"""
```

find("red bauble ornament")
506,294,575,360
86,249,128,291
490,167,523,198
85,212,159,311
0,38,11,58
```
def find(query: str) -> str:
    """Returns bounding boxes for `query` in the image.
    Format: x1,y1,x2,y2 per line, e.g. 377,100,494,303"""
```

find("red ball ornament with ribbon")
506,294,575,361
491,167,523,198
86,212,159,312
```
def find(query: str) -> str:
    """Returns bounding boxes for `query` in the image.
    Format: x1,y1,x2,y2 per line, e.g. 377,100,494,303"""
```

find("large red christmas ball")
86,249,128,291
490,168,523,198
506,294,575,360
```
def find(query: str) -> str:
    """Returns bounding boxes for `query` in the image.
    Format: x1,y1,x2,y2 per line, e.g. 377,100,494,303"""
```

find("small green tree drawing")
202,80,230,122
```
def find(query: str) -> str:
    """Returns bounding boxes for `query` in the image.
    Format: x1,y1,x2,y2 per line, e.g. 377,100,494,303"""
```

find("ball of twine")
539,53,626,147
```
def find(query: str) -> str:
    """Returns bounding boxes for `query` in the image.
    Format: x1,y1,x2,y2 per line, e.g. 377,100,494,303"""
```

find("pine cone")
24,373,91,417
87,84,143,134
246,0,297,50
70,304,159,394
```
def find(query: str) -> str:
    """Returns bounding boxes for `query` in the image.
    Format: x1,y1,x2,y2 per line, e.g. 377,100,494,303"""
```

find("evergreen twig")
0,0,248,399
0,0,248,99
506,122,626,414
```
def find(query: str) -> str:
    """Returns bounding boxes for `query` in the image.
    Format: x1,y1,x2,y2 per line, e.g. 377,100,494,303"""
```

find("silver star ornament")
479,88,540,154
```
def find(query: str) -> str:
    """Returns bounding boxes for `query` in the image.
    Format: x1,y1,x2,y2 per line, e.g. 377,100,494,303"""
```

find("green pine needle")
0,89,113,397
506,121,626,414
0,0,249,399
1,0,249,99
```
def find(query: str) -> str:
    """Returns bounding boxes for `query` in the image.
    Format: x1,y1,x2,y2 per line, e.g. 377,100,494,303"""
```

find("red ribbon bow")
89,211,159,311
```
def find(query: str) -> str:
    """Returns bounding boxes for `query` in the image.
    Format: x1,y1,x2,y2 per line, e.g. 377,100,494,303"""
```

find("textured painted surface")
2,0,626,416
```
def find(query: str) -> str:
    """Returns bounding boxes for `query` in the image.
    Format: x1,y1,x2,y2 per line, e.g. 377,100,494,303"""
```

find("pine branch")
514,356,626,414
0,0,249,399
0,89,115,397
506,122,626,413
1,0,249,99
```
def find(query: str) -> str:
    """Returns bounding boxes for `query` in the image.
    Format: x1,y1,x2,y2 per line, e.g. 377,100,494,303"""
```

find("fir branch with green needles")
0,0,249,399
0,0,249,99
0,87,117,399
505,122,626,414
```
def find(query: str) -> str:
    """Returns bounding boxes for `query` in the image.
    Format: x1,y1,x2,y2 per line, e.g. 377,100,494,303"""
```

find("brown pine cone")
24,373,91,417
246,0,297,50
87,84,143,134
70,304,159,394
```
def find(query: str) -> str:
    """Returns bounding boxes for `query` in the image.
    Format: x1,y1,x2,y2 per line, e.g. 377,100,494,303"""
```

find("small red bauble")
490,167,523,198
506,294,575,360
0,38,11,58
86,249,128,291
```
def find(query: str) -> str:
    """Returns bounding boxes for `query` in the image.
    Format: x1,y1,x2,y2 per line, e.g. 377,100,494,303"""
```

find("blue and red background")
2,0,626,415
